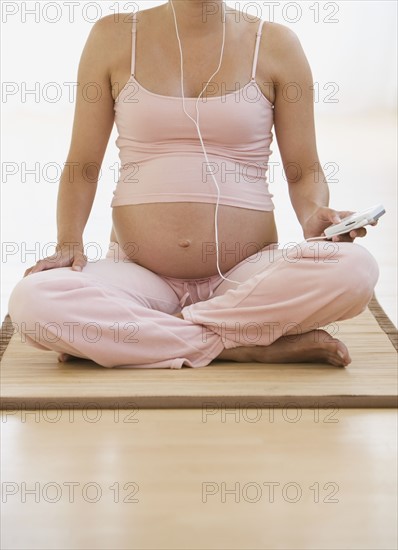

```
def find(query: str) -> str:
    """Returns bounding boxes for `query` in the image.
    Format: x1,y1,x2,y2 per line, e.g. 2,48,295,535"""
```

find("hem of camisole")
114,74,274,108
110,196,275,212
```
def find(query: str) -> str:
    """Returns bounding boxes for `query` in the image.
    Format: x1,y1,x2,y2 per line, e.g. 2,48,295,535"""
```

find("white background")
1,0,397,323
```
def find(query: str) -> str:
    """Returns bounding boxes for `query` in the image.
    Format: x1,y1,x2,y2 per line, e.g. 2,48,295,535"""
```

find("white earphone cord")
170,1,334,282
170,0,242,284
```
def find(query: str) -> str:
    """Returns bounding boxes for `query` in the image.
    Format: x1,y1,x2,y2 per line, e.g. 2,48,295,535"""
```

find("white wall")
1,1,397,321
3,1,396,114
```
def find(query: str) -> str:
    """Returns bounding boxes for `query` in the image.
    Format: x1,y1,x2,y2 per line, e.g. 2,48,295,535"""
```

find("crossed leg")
177,240,380,367
8,240,379,369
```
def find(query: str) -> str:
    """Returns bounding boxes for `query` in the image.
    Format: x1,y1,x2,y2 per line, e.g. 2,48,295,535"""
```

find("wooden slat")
1,305,397,408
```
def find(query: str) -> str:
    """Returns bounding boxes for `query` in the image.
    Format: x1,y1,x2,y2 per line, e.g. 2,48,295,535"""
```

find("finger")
332,227,367,243
337,211,355,219
332,234,354,243
350,228,367,239
29,261,47,274
71,253,87,272
28,263,42,275
29,256,62,274
328,209,357,225
333,210,356,224
328,209,343,224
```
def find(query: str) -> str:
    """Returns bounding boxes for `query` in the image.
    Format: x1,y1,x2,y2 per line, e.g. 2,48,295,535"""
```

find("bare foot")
57,353,76,363
173,312,184,319
217,329,352,368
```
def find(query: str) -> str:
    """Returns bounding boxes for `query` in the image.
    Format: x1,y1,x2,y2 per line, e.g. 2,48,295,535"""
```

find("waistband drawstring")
178,279,214,308
194,278,215,303
179,290,191,308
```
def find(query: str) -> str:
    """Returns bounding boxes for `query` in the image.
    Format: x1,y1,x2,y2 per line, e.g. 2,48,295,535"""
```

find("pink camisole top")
111,12,275,212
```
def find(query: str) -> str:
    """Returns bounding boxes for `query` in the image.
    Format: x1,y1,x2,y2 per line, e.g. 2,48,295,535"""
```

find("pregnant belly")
111,203,278,278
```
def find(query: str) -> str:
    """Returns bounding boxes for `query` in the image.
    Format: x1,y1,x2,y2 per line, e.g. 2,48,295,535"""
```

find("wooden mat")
1,293,397,409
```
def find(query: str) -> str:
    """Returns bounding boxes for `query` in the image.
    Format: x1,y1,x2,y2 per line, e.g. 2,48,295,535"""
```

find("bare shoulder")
88,7,157,68
93,3,155,33
262,21,302,54
257,20,312,82
85,12,124,42
86,13,131,58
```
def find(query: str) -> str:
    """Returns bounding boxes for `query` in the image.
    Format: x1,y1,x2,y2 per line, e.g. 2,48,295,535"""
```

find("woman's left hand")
302,206,378,243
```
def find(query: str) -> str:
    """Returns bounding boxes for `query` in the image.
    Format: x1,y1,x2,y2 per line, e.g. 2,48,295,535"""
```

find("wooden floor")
1,408,397,550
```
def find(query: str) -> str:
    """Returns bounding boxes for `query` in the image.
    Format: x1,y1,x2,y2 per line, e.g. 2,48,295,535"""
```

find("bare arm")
267,24,329,229
26,16,118,276
265,25,371,243
57,16,116,252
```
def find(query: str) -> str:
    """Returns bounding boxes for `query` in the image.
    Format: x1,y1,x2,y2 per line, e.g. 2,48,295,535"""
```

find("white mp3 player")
323,204,386,239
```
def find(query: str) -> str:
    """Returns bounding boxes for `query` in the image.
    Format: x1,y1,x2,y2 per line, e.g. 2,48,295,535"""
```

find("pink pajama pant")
7,240,379,368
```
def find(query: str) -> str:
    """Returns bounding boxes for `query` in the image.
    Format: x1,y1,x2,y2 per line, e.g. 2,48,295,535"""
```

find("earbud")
169,0,241,285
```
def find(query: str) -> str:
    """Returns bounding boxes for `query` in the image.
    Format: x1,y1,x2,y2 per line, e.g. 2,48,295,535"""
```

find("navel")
178,239,192,248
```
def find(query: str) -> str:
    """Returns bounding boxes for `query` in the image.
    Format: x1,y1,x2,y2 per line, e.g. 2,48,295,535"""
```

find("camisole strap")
251,19,266,81
131,12,138,76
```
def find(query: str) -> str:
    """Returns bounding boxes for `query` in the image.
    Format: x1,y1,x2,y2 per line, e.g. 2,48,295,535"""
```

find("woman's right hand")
24,243,88,277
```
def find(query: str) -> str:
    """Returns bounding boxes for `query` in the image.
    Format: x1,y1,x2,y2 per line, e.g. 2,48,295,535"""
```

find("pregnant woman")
8,0,379,369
